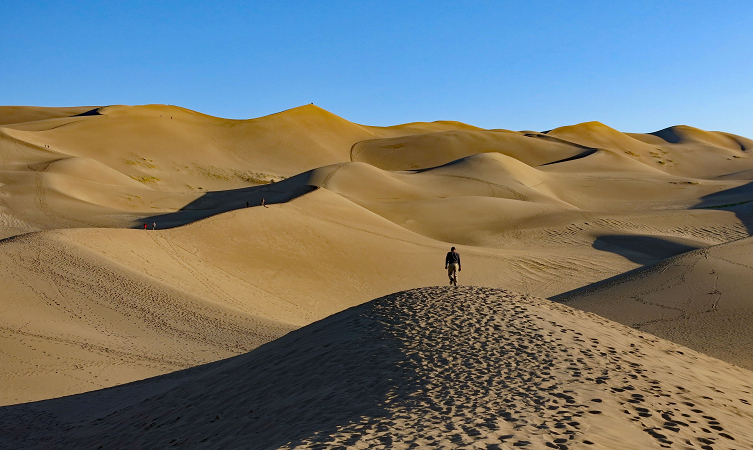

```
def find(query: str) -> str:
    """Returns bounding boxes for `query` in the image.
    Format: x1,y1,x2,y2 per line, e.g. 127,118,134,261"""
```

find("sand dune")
2,287,752,449
553,236,753,370
0,106,95,126
0,104,490,235
546,121,752,178
350,129,589,171
0,104,484,192
2,187,658,404
633,125,753,151
3,103,753,447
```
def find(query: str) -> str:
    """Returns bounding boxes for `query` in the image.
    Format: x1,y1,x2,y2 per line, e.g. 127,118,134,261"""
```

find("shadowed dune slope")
553,236,753,370
1,287,751,450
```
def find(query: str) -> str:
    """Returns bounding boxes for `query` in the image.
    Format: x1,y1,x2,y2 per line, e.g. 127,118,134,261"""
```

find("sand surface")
554,235,753,370
1,287,752,449
2,104,753,448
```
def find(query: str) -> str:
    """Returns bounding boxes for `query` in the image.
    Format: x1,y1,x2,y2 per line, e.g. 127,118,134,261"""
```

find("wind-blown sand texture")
1,288,752,449
553,236,753,370
2,104,753,448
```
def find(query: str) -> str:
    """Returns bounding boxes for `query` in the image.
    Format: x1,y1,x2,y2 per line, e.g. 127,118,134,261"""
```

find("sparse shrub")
130,175,160,183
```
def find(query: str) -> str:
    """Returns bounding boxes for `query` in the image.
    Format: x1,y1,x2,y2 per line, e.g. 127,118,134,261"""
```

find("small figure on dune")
445,246,461,286
144,223,147,230
262,198,268,208
152,222,156,230
246,201,250,208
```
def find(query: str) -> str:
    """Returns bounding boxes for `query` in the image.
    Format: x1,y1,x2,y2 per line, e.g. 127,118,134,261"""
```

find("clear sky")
2,1,752,136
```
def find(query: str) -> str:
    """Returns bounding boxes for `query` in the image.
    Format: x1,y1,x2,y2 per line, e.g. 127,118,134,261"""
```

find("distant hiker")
144,223,147,230
262,198,268,208
445,247,461,286
246,201,250,207
152,222,156,230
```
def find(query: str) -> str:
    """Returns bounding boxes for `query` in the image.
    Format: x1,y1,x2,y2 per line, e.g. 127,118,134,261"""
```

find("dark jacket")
445,251,460,266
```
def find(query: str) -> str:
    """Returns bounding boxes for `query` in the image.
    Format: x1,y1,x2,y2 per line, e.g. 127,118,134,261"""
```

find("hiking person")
152,222,156,230
143,223,147,230
445,246,461,286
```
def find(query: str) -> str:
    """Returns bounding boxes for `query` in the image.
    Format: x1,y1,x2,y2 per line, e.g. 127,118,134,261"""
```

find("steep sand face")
1,287,751,450
553,236,753,370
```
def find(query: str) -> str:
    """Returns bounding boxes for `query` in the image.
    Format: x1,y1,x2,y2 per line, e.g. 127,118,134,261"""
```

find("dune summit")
2,104,753,448
1,287,752,449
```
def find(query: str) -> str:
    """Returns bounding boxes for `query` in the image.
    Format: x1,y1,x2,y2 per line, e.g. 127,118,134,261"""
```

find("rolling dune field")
2,104,753,448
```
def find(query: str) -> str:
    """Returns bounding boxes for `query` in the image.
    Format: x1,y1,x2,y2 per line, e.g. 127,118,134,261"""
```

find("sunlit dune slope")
545,121,752,178
0,229,295,405
2,287,751,450
0,104,488,236
632,125,753,151
350,129,589,170
0,188,510,405
553,236,753,370
0,104,483,190
0,104,371,189
0,106,96,125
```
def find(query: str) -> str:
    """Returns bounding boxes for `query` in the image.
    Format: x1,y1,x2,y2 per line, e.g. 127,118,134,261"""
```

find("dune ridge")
1,287,752,449
0,106,97,126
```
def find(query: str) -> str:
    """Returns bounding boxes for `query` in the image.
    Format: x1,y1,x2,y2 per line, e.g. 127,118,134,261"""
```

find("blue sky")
2,1,752,136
